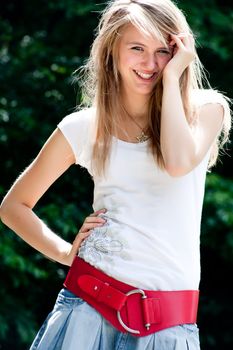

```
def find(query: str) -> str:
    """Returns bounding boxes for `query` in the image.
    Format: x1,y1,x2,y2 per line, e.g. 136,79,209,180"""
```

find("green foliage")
0,1,232,349
199,174,233,348
180,0,233,58
202,174,233,259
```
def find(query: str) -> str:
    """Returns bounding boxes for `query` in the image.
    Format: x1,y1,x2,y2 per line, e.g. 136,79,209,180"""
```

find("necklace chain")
125,110,150,143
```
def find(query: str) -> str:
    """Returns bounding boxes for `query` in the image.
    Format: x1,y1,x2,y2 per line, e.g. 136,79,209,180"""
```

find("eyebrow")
126,41,169,50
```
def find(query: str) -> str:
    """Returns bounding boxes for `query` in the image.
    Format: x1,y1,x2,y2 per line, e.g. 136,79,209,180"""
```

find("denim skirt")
29,288,201,350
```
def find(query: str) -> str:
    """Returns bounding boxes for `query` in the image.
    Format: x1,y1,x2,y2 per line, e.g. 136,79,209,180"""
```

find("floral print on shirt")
78,215,129,266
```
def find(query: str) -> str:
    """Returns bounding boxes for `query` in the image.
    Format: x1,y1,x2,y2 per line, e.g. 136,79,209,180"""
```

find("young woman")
0,0,231,349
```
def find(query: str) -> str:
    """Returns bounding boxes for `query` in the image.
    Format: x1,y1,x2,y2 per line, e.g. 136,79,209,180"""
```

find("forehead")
119,23,166,47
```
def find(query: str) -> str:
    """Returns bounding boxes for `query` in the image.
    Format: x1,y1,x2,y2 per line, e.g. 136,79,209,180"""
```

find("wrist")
162,73,180,85
58,242,73,266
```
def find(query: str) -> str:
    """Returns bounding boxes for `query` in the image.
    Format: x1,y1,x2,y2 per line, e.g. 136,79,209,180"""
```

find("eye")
131,46,144,52
156,49,172,55
156,49,172,56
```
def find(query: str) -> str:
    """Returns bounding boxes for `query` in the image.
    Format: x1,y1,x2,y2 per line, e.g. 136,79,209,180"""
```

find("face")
117,24,173,98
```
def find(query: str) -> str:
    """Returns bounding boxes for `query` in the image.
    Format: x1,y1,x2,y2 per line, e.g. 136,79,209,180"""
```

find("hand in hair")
163,33,196,81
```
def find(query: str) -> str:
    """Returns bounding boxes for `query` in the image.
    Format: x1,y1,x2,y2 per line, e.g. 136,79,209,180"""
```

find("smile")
133,70,157,81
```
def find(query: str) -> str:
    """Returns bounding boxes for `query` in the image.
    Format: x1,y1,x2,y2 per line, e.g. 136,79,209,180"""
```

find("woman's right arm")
0,128,104,266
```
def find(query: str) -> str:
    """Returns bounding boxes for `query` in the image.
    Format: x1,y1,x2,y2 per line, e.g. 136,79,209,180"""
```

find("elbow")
164,159,194,177
0,197,13,225
165,166,189,177
162,140,197,177
0,200,8,224
0,197,17,225
0,197,32,225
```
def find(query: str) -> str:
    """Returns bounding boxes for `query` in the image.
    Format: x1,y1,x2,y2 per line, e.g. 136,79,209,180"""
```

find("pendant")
136,131,149,143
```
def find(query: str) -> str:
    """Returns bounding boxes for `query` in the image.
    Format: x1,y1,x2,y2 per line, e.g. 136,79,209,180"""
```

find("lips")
133,70,157,82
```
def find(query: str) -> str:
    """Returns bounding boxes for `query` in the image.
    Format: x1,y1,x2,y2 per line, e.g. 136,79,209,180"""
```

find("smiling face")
117,24,173,100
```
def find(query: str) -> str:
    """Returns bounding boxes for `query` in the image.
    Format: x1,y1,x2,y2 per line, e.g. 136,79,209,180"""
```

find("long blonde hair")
75,0,231,176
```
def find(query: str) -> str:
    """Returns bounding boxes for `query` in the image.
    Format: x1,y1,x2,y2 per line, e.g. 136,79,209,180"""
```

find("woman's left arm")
161,78,224,176
161,34,224,176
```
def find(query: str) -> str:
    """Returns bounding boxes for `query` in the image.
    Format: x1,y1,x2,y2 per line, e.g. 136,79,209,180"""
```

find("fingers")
74,231,91,244
170,33,194,48
79,208,107,233
71,230,92,255
169,33,196,61
85,216,106,223
79,221,105,233
170,34,185,50
89,208,107,217
179,34,195,51
69,208,108,260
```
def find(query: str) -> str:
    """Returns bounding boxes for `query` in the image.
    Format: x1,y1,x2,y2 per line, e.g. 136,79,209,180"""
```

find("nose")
142,53,158,72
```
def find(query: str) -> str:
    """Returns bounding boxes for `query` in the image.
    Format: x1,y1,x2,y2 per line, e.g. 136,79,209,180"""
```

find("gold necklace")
125,111,150,143
136,130,150,143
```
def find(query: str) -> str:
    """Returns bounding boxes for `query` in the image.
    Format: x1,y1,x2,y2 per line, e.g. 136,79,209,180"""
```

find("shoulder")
191,89,231,129
56,106,97,165
191,88,231,112
58,106,96,129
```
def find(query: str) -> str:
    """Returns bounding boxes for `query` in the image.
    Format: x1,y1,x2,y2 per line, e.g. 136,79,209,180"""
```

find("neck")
121,91,149,120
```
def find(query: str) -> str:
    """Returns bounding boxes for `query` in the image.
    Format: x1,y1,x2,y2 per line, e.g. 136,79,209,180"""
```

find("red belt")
63,256,199,337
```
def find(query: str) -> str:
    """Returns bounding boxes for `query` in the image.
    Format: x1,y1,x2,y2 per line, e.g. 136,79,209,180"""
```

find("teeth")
135,70,154,79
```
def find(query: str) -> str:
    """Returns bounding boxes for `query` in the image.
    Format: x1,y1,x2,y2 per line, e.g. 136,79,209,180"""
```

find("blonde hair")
75,0,231,176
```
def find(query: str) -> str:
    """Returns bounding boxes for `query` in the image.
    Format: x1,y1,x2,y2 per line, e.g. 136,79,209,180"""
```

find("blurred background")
0,0,232,349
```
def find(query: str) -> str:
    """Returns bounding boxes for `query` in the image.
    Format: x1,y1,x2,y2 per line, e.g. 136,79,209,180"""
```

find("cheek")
119,51,139,71
158,55,172,68
122,56,138,69
118,55,137,76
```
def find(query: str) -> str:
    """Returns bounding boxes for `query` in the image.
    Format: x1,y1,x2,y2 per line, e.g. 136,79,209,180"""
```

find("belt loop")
142,298,161,326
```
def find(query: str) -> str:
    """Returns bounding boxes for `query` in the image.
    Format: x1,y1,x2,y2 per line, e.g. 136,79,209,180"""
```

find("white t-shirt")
57,89,228,291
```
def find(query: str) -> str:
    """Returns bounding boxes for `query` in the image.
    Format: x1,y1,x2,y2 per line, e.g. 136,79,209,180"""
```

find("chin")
134,87,154,95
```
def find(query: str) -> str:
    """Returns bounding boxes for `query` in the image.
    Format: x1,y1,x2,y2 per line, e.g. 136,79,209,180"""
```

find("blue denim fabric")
29,288,200,350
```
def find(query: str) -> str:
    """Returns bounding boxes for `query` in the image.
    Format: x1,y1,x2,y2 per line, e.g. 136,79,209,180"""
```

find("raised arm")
161,81,224,176
0,128,80,266
161,33,224,176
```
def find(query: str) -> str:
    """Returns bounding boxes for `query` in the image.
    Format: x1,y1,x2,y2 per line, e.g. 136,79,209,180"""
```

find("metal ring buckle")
117,289,148,334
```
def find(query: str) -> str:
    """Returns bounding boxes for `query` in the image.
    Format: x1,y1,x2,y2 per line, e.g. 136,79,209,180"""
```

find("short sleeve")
57,107,96,169
191,89,231,131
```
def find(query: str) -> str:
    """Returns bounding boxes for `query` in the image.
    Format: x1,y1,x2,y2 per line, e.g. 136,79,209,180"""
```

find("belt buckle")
117,289,150,334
